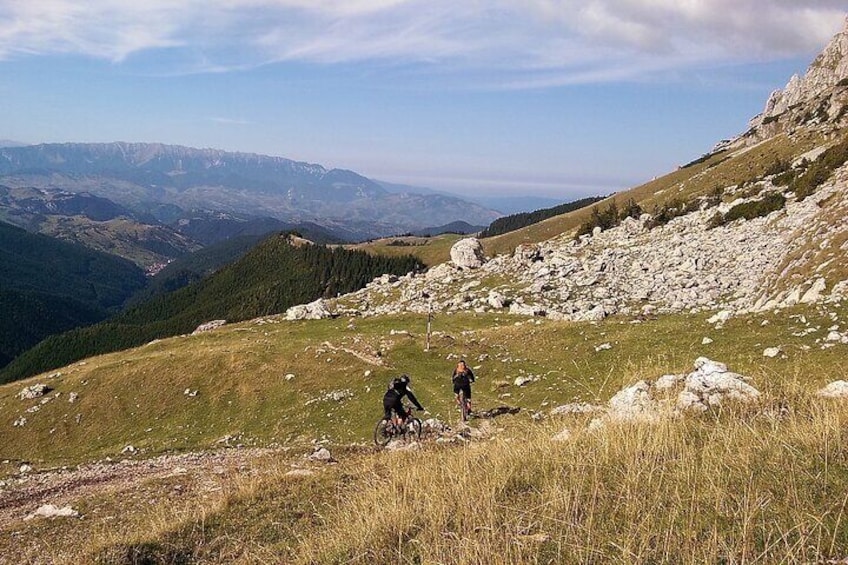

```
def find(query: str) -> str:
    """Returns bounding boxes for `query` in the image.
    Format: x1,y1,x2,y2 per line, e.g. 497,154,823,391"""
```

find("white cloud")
208,117,253,125
0,1,844,84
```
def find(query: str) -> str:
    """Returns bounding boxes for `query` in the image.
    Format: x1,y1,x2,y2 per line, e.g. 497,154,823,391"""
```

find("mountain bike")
456,389,471,422
373,406,422,447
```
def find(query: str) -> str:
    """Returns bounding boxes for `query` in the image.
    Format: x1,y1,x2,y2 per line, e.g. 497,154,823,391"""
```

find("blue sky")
1,1,845,199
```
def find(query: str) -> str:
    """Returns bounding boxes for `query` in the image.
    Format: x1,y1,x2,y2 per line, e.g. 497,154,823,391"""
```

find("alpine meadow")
3,7,848,565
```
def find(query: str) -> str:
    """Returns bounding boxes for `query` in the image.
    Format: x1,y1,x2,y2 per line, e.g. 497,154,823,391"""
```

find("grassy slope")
2,302,846,466
1,303,847,562
347,233,463,267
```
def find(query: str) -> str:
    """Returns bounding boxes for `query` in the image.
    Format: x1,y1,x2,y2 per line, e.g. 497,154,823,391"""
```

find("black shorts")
383,396,405,421
453,380,472,399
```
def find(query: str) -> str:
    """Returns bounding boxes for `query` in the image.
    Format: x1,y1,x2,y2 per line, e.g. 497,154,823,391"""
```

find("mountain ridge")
0,142,501,239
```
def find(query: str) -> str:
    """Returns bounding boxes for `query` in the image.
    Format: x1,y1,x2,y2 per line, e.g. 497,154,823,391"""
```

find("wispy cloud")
208,116,253,125
0,1,844,85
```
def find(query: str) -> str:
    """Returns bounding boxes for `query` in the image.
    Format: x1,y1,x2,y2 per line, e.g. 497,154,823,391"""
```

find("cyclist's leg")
463,383,472,413
382,398,395,423
392,398,406,425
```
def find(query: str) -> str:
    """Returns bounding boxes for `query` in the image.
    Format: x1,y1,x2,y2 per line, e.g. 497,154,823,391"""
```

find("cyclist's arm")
406,390,424,411
468,369,475,382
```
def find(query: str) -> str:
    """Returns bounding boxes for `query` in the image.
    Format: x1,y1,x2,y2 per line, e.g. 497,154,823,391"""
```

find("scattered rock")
701,337,714,345
763,347,782,358
422,418,448,435
326,390,354,402
183,388,199,397
68,392,79,403
550,402,601,416
192,319,226,334
487,291,508,309
677,357,760,413
307,447,334,463
606,381,658,422
24,504,79,521
594,342,612,352
385,440,421,452
18,384,51,400
551,429,572,442
285,298,333,321
707,311,733,325
800,278,827,303
13,417,26,427
122,445,136,454
817,381,848,399
19,464,32,474
654,374,685,390
826,331,848,344
285,373,295,381
514,376,536,387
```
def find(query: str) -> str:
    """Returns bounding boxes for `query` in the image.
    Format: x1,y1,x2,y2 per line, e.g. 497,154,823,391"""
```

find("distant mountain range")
411,221,485,237
377,179,576,215
0,142,501,243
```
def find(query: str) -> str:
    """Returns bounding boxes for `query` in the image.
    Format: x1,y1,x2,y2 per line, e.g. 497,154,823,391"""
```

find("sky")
1,1,846,200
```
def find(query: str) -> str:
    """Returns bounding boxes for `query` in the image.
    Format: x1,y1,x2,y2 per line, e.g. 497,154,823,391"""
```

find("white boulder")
192,319,226,334
285,298,333,321
677,358,760,413
607,381,658,422
18,384,51,400
25,504,79,521
817,380,848,399
763,347,782,358
450,238,486,269
307,447,334,462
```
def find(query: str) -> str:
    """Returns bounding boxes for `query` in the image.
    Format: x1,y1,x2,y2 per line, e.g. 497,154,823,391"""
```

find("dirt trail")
0,448,273,527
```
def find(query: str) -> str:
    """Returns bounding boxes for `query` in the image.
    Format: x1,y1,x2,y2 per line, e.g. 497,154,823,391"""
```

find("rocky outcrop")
754,18,848,127
285,299,333,321
676,358,760,413
450,237,486,269
18,384,51,400
192,320,226,334
579,358,760,429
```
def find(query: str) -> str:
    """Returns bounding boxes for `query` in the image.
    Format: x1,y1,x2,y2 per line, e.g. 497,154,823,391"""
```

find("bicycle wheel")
373,419,394,447
459,390,469,422
404,418,422,442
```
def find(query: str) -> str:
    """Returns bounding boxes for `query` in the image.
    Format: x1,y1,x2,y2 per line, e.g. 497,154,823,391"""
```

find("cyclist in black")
452,359,475,414
383,374,424,423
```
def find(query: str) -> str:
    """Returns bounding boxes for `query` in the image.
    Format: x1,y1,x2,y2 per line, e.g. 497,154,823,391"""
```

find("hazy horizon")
2,2,845,199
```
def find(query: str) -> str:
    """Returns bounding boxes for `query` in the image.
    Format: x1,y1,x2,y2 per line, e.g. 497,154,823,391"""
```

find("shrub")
788,137,848,201
575,199,643,238
717,192,787,226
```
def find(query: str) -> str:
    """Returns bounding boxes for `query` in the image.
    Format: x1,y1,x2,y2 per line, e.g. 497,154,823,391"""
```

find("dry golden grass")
292,384,848,564
61,374,848,564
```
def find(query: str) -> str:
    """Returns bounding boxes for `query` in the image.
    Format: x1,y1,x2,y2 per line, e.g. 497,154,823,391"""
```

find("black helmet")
399,374,410,384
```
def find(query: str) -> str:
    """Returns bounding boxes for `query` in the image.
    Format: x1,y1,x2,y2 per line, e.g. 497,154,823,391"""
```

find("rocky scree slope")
332,22,848,322
336,163,848,322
